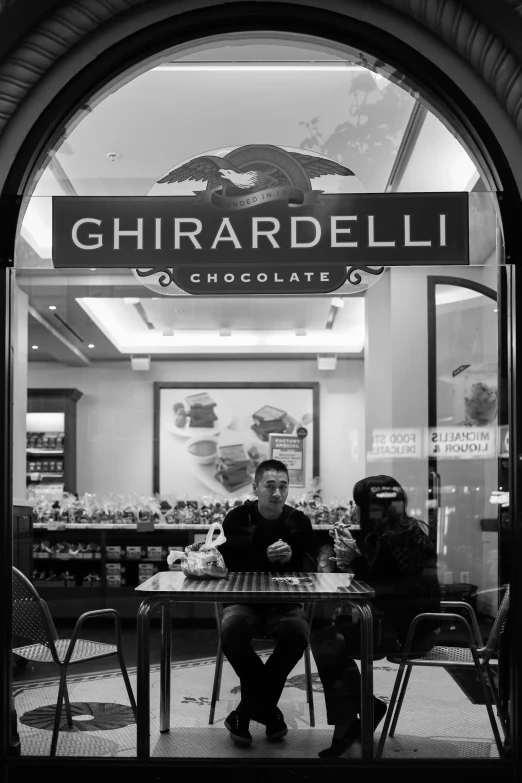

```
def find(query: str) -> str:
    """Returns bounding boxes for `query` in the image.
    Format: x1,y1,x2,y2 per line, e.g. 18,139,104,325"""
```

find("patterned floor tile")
14,657,502,759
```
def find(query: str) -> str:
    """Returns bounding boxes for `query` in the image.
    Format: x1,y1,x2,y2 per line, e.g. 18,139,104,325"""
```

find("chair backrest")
482,585,510,661
12,567,58,647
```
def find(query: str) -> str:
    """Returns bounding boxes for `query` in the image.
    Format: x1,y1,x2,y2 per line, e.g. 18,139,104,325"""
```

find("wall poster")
154,383,319,499
269,433,306,488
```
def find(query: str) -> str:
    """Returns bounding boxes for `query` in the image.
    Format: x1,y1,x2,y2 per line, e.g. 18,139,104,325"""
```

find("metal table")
135,571,375,758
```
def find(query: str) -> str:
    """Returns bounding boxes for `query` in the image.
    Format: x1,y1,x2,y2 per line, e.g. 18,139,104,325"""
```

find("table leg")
160,601,172,733
137,597,157,758
353,601,374,760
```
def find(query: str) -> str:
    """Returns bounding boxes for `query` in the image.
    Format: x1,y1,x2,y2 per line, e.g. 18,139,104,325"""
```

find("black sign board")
53,193,468,266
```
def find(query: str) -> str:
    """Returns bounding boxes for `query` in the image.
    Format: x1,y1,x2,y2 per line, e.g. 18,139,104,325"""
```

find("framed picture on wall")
153,382,319,498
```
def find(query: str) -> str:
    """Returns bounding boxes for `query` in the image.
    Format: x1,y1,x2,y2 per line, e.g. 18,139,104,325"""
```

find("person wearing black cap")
312,474,441,757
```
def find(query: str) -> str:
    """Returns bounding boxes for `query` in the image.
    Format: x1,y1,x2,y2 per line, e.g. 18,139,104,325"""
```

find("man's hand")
267,539,292,565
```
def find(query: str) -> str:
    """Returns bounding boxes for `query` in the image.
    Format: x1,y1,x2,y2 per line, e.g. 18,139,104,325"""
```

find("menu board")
269,434,305,487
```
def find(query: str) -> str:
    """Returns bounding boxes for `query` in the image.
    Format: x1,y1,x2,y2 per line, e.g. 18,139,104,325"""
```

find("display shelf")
32,522,355,618
33,556,101,561
27,449,64,456
26,473,64,479
33,522,360,531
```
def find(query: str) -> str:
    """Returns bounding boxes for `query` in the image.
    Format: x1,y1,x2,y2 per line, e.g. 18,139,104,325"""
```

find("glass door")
428,278,500,619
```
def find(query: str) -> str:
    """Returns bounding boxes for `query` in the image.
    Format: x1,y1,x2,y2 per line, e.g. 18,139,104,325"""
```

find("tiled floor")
14,653,502,759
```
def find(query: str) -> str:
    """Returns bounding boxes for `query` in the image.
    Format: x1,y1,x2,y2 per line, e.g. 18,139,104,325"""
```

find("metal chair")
209,602,315,726
12,566,137,756
376,586,510,758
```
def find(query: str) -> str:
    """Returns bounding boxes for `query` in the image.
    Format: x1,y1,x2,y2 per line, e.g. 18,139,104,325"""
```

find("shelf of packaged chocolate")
26,432,65,484
33,539,102,588
32,538,180,590
31,494,360,532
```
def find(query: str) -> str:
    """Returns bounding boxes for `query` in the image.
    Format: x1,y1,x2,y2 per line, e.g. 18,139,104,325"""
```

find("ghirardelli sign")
52,144,469,295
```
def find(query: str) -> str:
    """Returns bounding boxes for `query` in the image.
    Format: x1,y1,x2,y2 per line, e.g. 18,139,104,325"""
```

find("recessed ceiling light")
48,305,56,310
32,345,38,350
88,344,94,348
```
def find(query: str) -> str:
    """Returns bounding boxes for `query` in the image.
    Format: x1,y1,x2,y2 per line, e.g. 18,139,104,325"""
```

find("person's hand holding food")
329,525,360,571
267,538,292,565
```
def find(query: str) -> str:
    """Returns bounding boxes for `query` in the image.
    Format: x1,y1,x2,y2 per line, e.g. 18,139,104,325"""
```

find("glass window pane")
11,31,509,765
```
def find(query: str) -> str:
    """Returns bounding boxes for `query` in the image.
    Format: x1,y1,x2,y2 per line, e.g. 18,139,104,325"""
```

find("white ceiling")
76,295,365,356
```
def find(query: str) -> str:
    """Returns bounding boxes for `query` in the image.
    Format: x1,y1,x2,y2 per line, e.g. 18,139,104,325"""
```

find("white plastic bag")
168,522,228,579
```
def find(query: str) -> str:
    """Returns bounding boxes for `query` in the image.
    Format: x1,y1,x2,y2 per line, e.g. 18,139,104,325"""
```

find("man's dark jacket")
219,500,317,572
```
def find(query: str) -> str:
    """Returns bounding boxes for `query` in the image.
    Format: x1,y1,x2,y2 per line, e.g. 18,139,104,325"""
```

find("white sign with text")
427,426,496,459
367,428,423,461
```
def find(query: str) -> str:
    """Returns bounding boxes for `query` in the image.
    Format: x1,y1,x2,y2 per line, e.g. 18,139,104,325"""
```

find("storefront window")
11,33,508,763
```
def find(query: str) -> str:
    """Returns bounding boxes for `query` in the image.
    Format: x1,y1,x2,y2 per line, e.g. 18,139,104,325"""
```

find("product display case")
31,521,358,618
26,389,82,495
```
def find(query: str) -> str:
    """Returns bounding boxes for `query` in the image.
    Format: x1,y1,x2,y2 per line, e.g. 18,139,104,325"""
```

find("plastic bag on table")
168,522,228,579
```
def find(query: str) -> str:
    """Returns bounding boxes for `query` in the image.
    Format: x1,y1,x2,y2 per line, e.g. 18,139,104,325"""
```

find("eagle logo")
157,144,354,198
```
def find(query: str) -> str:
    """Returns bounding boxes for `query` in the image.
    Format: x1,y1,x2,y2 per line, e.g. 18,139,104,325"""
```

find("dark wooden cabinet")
12,503,34,580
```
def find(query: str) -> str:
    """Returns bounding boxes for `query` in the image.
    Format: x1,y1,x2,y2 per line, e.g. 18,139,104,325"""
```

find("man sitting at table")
218,459,316,746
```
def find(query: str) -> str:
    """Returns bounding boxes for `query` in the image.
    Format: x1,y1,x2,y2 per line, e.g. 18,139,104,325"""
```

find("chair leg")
376,662,408,759
50,668,69,756
304,645,315,727
470,649,504,757
117,649,137,719
209,642,224,725
63,683,73,727
216,644,224,701
389,664,412,737
484,661,509,740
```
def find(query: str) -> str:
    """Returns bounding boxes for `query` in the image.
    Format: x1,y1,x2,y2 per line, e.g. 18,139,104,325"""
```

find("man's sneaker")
265,707,288,741
224,710,252,745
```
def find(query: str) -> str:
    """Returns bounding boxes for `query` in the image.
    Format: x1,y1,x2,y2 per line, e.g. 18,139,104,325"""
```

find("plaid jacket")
350,517,441,639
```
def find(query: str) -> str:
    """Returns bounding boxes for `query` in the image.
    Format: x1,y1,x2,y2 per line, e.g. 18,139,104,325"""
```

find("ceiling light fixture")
325,309,336,330
90,268,97,271
48,305,57,310
88,344,94,348
32,345,38,350
331,297,345,308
